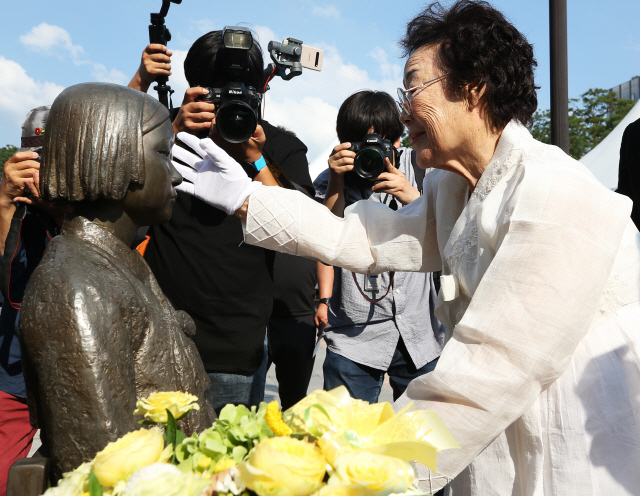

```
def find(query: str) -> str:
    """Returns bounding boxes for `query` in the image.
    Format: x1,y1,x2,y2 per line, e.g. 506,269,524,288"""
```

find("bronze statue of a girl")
19,83,215,480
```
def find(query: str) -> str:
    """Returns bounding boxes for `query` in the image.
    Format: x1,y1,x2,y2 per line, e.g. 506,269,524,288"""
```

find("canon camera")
196,26,263,144
344,134,399,189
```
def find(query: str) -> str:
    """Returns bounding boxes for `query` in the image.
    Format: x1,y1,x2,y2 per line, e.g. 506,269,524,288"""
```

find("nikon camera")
196,26,263,144
344,133,400,189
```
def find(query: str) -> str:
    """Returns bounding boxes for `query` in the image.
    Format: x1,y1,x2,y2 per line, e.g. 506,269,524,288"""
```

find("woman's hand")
128,44,173,94
173,132,262,216
371,159,421,205
172,87,216,135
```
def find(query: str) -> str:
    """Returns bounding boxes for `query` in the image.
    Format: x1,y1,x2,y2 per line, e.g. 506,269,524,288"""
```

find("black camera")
344,134,399,189
195,26,263,144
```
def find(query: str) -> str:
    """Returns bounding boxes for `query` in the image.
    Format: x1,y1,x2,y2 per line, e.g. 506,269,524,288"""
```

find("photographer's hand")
172,88,216,135
371,159,420,205
324,143,355,217
128,44,173,94
0,152,40,252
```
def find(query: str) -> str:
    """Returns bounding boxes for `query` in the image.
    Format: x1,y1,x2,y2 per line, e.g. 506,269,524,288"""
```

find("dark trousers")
267,314,316,410
204,335,269,416
323,337,439,402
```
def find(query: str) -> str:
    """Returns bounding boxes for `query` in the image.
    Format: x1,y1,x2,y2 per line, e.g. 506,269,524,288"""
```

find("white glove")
173,132,261,215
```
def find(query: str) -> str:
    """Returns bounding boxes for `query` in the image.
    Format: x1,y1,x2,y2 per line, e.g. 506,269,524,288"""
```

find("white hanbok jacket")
242,122,640,495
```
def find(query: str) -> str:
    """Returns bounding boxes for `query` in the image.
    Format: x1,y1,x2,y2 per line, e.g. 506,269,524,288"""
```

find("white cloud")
20,24,126,85
192,18,218,35
20,22,84,61
252,25,279,59
0,57,64,135
91,64,128,85
164,49,189,105
369,47,403,80
311,5,340,19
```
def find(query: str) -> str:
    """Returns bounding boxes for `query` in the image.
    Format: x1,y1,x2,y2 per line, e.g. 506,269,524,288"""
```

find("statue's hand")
172,132,261,215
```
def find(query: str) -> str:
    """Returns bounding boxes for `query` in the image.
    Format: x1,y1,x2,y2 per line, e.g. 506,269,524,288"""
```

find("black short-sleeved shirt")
262,124,317,318
144,120,313,373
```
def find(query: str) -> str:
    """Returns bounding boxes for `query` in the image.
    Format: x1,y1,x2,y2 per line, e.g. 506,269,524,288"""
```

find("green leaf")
219,405,237,422
235,405,250,419
89,471,103,496
244,420,260,438
164,409,177,449
304,404,332,437
203,438,227,456
137,419,159,426
232,445,248,461
343,430,363,449
175,429,186,446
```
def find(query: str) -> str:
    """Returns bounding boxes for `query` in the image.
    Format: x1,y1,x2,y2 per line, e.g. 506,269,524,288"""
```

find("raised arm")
242,183,442,275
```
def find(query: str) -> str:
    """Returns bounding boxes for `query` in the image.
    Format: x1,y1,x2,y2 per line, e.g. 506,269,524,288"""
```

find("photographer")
0,107,68,496
131,31,314,414
313,90,444,402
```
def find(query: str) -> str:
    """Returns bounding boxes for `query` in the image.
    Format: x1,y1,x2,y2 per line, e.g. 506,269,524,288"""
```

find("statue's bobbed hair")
41,82,170,202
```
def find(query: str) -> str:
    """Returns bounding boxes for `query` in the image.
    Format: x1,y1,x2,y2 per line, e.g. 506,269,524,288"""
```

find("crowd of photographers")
0,28,444,495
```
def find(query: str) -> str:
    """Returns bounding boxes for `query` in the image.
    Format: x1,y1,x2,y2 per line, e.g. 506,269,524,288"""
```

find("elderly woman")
19,83,216,480
175,1,640,494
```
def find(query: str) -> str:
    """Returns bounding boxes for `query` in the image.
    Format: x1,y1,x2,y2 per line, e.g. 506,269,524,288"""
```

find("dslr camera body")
196,26,263,144
344,133,400,189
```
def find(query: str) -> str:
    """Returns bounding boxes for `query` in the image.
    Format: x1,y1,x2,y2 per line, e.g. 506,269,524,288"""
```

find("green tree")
530,89,635,160
0,144,19,177
400,130,413,149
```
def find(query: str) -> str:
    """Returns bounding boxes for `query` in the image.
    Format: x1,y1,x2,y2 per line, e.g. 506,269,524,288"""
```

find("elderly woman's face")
122,120,182,226
401,46,474,171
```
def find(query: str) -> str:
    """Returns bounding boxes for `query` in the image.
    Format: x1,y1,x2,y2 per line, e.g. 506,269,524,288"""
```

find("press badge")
364,274,380,292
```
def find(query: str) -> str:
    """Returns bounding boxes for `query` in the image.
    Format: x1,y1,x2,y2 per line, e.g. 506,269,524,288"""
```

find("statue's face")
122,120,181,225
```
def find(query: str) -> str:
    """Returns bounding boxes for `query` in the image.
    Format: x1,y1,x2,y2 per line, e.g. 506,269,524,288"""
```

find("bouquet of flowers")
42,388,458,496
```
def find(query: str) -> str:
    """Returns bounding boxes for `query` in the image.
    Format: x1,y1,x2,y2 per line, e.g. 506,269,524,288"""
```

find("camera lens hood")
216,100,258,144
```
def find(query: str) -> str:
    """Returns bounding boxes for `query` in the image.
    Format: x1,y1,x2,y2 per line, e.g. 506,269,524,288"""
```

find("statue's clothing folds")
19,216,215,479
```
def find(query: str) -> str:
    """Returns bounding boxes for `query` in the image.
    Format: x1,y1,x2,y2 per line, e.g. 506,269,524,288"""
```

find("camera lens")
216,101,258,143
354,148,385,179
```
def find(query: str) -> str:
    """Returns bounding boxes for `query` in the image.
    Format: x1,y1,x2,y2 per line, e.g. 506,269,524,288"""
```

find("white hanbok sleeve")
397,156,633,491
243,170,461,274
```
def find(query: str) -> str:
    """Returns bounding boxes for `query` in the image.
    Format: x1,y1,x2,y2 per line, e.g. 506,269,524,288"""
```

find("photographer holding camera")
313,90,444,403
130,30,316,414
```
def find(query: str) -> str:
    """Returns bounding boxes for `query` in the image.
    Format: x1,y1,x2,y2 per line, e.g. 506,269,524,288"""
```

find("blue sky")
1,0,639,161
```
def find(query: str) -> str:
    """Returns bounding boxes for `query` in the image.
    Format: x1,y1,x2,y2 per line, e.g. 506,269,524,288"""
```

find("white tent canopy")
580,99,640,190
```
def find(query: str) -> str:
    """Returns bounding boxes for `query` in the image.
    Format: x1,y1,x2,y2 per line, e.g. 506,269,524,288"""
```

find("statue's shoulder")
28,234,125,298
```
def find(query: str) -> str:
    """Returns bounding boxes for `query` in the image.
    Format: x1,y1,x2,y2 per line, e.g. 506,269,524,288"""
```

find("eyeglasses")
397,74,448,116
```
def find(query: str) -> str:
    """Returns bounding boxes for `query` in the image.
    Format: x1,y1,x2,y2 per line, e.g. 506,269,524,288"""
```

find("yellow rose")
213,458,237,474
313,484,375,496
92,427,166,487
133,391,200,423
330,452,415,496
239,437,326,496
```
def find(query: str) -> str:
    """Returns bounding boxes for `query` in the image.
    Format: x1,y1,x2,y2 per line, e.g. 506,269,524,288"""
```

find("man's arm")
314,262,334,335
128,44,172,94
255,166,278,186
